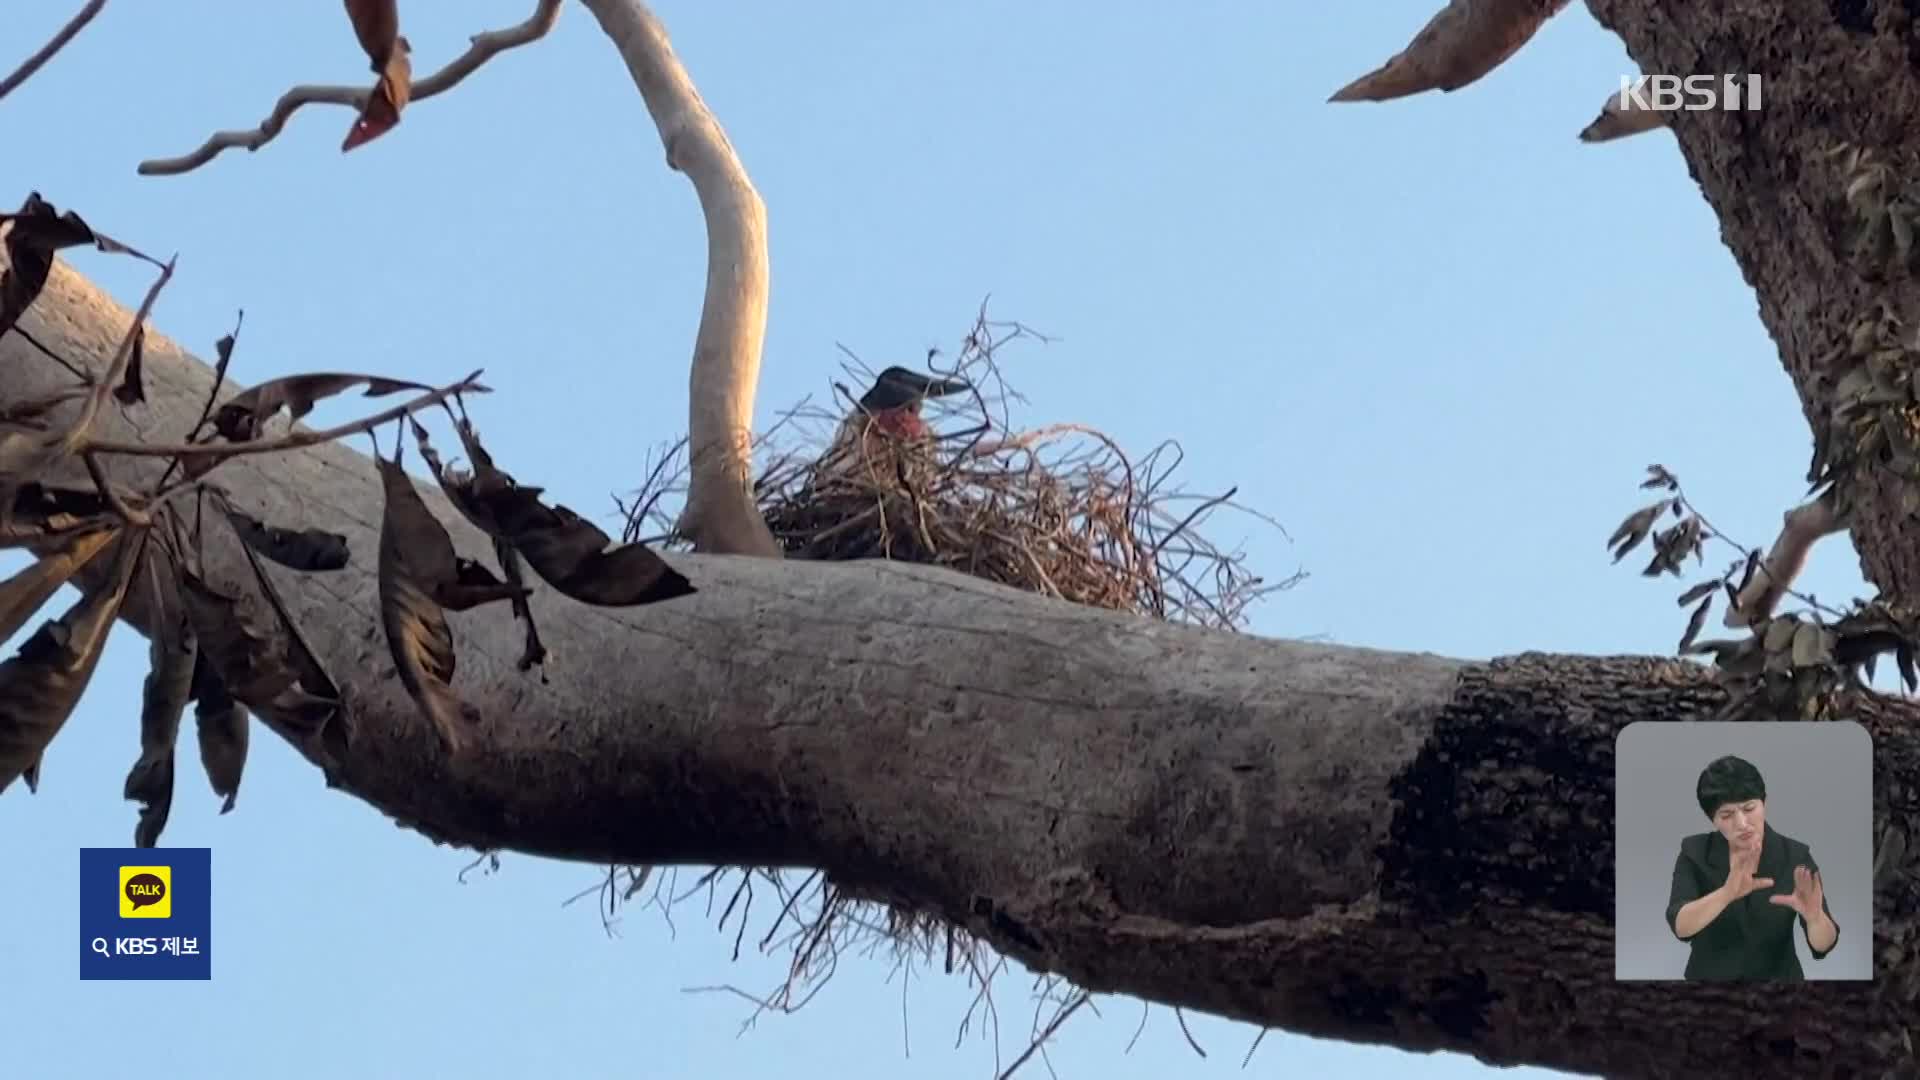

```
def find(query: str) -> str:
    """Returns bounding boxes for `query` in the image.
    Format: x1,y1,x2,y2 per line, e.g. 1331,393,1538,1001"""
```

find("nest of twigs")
621,308,1297,631
608,309,1300,1021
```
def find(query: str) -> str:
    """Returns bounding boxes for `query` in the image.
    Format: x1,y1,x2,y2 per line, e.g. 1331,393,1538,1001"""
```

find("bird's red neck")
868,407,928,440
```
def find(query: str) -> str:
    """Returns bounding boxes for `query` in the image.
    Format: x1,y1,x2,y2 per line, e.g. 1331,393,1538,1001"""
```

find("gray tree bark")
10,254,1920,1078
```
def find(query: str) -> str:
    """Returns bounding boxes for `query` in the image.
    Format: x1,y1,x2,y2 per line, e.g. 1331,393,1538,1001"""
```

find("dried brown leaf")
376,448,501,752
412,417,695,607
0,525,115,643
1835,628,1905,669
1678,594,1713,654
0,482,111,548
212,371,433,443
1677,580,1718,607
178,567,340,757
223,506,350,572
343,40,412,153
177,572,298,702
112,324,147,405
0,531,145,794
492,536,545,670
190,656,247,813
343,0,401,69
0,193,118,338
1608,501,1667,562
123,553,196,847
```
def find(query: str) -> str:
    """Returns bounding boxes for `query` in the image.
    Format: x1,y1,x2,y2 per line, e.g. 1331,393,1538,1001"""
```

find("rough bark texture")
1584,1,1920,609
11,259,1920,1078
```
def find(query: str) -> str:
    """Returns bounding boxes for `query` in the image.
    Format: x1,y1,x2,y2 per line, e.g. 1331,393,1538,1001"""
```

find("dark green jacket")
1664,823,1839,980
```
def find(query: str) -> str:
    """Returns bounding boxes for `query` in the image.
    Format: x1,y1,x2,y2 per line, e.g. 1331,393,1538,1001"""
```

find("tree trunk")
10,258,1920,1078
1586,0,1920,606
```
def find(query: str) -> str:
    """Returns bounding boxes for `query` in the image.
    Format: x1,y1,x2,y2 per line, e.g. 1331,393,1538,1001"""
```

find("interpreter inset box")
1614,721,1872,981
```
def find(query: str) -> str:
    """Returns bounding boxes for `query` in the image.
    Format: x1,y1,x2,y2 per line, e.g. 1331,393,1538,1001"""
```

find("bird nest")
621,309,1297,631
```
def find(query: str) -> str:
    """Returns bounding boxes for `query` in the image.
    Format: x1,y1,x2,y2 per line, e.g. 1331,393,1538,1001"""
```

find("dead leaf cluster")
1609,463,1920,721
1,194,697,846
1807,302,1920,520
1831,143,1920,277
1685,601,1920,722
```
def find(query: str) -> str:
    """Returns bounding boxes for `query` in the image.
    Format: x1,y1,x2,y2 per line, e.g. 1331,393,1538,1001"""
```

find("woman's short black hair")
1696,754,1767,818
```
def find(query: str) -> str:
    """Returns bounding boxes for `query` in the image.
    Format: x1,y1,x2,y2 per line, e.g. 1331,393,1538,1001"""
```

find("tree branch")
1721,490,1846,629
578,0,780,557
134,0,565,176
0,0,107,103
12,255,1918,1080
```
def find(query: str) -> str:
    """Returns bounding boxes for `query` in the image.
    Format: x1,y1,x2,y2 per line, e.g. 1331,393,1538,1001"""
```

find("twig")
456,852,500,883
66,255,175,448
995,991,1090,1080
136,0,565,175
86,372,489,461
1242,1026,1270,1067
1174,1007,1208,1058
1125,1002,1150,1052
156,308,244,491
0,0,107,102
83,451,146,526
965,423,1106,458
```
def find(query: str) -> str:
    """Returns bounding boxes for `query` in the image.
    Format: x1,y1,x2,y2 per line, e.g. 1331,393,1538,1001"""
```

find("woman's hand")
1721,841,1774,900
1769,865,1824,918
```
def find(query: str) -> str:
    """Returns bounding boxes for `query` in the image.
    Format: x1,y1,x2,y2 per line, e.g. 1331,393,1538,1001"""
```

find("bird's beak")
906,372,970,399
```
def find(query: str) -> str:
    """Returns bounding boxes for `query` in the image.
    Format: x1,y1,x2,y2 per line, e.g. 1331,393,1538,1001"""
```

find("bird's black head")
859,366,971,413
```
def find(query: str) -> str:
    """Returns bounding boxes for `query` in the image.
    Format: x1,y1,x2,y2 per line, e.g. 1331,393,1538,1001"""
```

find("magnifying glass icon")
90,937,109,958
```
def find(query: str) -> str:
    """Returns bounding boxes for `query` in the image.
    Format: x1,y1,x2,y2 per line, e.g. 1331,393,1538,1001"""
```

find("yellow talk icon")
119,865,171,918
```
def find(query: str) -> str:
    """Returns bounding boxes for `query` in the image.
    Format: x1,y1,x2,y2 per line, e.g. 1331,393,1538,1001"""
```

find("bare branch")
1578,75,1671,143
579,0,780,557
84,372,488,465
1723,490,1848,628
1327,0,1572,104
135,0,564,176
0,0,108,103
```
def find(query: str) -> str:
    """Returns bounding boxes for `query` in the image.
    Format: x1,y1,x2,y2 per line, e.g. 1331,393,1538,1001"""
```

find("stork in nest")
816,366,971,488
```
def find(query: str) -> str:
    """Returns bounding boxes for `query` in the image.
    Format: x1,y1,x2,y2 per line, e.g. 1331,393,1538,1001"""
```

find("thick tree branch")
578,0,780,558
1579,2,1917,613
134,0,564,176
1721,491,1845,628
11,257,1919,1079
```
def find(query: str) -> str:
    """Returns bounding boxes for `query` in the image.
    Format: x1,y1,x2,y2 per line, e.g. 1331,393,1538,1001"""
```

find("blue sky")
0,3,1862,1077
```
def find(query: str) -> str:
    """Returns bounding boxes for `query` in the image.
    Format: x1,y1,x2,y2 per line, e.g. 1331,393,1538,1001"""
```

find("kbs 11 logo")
1617,74,1762,113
